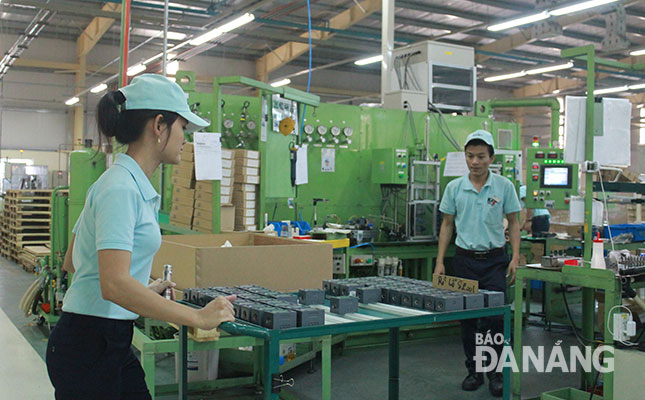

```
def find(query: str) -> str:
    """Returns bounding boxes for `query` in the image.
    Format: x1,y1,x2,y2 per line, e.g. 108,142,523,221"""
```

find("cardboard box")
235,225,258,232
180,151,194,162
233,199,256,210
192,205,235,232
183,142,194,153
193,208,212,220
236,158,260,168
222,159,234,169
221,177,232,187
195,181,214,194
151,233,333,291
234,174,260,184
239,208,256,217
234,166,259,176
171,204,193,218
233,191,255,201
170,221,192,230
195,191,212,202
221,149,234,159
173,195,194,208
234,149,260,159
234,183,256,192
222,168,233,178
171,175,195,189
194,199,211,211
174,186,195,199
192,225,212,234
550,222,583,238
220,185,231,196
221,195,231,204
235,216,256,226
170,212,192,226
180,160,195,171
172,165,195,180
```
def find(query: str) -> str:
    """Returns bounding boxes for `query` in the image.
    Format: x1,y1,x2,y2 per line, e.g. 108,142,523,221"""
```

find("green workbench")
178,303,512,400
513,266,621,400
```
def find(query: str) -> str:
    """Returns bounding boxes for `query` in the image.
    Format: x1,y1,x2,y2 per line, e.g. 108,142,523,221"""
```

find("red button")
532,165,539,169
354,258,361,263
565,199,570,204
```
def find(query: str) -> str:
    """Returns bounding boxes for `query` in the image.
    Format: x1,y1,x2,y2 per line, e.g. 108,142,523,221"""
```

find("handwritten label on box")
432,274,479,294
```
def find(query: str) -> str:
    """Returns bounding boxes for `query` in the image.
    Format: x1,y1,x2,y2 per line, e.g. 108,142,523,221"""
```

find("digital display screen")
541,166,572,188
547,153,558,159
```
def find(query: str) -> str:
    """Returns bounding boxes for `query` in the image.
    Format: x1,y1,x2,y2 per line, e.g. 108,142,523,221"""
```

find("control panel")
494,153,519,186
525,148,578,210
349,254,375,267
333,253,346,274
371,148,408,184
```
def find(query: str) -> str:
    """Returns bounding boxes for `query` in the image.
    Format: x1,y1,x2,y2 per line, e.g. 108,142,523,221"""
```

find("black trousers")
452,252,509,375
46,312,152,400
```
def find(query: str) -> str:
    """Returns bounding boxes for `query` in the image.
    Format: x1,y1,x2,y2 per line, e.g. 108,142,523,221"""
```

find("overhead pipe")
119,0,132,87
475,98,561,147
381,0,395,101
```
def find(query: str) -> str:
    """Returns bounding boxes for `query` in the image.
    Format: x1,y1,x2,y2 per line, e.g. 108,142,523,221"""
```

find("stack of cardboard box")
170,142,195,229
233,149,260,231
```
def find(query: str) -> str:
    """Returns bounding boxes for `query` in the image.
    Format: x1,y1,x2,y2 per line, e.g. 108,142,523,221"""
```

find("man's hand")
521,220,532,233
434,263,446,276
148,278,176,300
507,258,518,285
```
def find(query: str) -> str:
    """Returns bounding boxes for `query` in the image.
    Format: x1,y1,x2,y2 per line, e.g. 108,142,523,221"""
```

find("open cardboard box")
151,232,333,292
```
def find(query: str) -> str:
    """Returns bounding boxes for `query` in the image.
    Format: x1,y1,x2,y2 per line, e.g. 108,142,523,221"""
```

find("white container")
174,349,219,383
591,232,606,269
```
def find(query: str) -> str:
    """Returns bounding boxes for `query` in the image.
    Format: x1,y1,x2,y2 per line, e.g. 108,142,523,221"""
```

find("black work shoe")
488,373,503,397
461,372,484,391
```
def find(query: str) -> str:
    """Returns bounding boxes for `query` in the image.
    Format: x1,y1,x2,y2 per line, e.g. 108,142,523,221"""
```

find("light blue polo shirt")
440,171,521,251
519,185,550,218
63,153,162,320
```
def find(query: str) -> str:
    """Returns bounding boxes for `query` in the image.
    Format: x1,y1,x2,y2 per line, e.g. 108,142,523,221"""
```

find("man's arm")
434,214,455,276
521,208,533,232
506,212,521,284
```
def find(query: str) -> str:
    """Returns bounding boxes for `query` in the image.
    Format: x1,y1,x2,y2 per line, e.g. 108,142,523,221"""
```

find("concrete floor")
1,255,586,399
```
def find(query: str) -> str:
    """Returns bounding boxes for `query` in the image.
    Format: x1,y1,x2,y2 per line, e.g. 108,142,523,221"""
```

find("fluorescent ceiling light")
166,60,179,76
637,104,645,108
132,28,186,41
550,0,619,16
593,86,627,95
553,89,561,94
190,13,255,46
629,83,645,90
65,97,80,106
90,83,108,94
127,63,146,76
484,71,527,82
270,78,291,87
355,55,383,66
488,11,549,32
526,62,574,75
631,49,645,56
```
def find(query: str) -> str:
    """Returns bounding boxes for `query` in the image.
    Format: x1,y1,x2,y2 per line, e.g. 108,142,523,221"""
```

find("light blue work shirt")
519,185,550,218
63,153,162,320
440,171,521,251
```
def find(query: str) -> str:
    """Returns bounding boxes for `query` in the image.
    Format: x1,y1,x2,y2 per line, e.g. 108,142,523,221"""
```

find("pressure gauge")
343,127,353,137
246,120,257,130
223,119,234,129
330,126,341,136
317,125,328,135
304,124,315,135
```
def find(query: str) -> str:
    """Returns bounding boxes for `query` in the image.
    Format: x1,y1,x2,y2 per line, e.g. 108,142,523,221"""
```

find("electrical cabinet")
525,148,578,210
371,148,408,185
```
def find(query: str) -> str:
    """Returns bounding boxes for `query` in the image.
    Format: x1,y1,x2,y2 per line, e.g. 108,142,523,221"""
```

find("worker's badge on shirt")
487,196,501,207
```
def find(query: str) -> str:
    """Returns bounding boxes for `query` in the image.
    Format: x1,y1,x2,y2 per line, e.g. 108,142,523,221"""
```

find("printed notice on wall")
194,132,222,180
321,148,335,172
443,152,468,177
295,144,309,185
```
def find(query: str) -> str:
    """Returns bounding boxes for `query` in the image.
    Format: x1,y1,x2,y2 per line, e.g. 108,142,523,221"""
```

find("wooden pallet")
19,245,50,272
1,190,53,260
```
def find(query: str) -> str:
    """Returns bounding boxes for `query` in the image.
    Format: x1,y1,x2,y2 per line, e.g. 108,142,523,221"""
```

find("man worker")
519,185,551,236
434,130,521,397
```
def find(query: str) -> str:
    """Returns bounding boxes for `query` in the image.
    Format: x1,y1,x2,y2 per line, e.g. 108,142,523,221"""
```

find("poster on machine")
321,148,335,172
194,132,222,180
271,95,298,134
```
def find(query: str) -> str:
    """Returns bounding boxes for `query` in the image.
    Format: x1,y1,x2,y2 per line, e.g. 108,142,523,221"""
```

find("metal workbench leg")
140,349,156,398
263,336,280,400
178,325,188,400
503,307,511,400
388,327,400,400
322,336,332,400
512,276,524,400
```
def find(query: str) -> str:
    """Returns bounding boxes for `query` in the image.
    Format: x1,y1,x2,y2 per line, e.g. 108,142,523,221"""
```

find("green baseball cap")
465,129,495,152
119,74,209,133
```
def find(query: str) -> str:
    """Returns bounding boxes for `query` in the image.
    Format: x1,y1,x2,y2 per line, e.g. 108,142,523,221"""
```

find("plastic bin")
603,223,645,242
541,388,602,400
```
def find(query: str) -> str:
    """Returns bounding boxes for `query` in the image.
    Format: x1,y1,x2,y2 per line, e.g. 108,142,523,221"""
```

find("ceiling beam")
255,0,381,82
77,2,120,56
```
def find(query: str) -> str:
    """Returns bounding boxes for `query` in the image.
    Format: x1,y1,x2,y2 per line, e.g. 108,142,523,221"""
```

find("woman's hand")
196,295,236,331
148,278,176,300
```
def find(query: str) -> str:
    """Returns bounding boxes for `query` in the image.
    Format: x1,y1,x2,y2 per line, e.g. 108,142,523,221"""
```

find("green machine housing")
525,147,578,210
371,148,409,185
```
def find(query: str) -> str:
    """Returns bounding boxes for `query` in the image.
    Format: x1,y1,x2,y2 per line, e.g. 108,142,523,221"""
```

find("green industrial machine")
35,148,107,328
371,148,409,185
525,147,578,210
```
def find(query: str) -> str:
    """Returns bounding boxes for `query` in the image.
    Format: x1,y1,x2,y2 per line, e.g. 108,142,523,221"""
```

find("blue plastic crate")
603,223,645,242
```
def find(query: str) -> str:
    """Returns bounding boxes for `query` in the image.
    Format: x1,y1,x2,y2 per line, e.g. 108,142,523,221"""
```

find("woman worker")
46,74,235,400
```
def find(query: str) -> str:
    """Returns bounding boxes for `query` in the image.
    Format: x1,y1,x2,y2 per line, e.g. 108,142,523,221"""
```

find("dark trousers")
453,252,509,375
531,215,550,235
46,312,152,400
